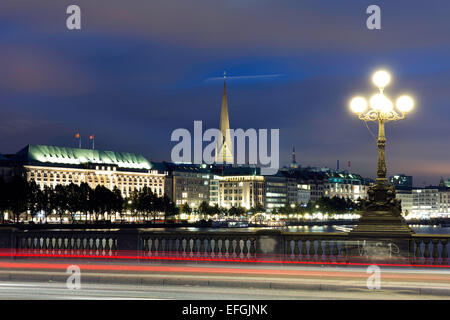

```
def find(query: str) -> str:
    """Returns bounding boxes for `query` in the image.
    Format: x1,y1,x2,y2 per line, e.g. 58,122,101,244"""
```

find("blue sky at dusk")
0,0,449,186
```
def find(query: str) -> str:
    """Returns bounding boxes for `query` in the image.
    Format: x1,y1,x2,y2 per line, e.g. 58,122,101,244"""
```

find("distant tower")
290,146,298,169
215,72,234,164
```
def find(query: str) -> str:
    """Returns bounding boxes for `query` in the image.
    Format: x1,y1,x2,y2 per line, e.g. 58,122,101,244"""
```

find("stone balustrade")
0,227,448,265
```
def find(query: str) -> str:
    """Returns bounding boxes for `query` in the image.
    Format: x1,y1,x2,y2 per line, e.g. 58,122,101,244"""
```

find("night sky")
1,1,449,186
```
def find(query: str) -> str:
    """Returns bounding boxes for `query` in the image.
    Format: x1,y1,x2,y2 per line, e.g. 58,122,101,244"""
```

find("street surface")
0,257,449,299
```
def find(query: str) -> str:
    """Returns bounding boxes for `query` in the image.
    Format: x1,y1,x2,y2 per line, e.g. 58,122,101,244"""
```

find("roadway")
0,258,450,299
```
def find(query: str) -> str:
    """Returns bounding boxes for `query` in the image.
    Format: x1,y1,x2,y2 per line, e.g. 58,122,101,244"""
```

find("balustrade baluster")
181,238,187,255
242,239,249,258
432,239,439,262
250,238,256,258
414,239,422,259
213,239,219,255
221,239,227,255
332,241,338,258
423,239,430,260
150,238,156,253
343,242,348,259
199,238,205,256
291,240,298,258
192,238,198,254
142,238,148,251
165,238,171,254
441,240,448,264
231,239,238,256
235,239,242,257
160,238,165,254
318,240,324,260
324,241,330,259
207,238,213,257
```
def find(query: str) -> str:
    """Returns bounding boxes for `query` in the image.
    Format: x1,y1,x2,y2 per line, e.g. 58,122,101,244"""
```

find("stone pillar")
255,229,285,261
116,229,141,259
0,227,17,258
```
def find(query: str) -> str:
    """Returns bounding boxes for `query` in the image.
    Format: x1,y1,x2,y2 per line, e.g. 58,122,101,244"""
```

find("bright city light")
370,93,392,112
372,70,391,88
350,97,368,113
396,95,414,112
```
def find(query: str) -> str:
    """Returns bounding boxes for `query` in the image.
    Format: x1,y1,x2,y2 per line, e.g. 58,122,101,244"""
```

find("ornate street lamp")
349,70,415,236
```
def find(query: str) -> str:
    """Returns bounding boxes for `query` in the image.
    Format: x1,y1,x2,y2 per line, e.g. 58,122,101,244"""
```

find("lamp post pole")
377,117,386,182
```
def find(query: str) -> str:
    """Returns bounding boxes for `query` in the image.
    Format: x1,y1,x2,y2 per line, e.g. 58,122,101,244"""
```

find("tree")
137,187,158,222
79,182,93,222
228,206,245,218
40,185,54,223
161,195,178,221
211,204,220,217
27,180,44,222
180,203,192,215
111,187,124,222
220,206,229,217
0,177,7,222
199,201,211,219
52,184,69,223
7,175,30,222
92,185,117,221
66,183,83,222
254,203,265,213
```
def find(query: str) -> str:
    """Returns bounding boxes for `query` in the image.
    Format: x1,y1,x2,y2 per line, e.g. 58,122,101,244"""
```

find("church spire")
223,71,227,95
290,145,298,169
216,71,233,164
292,146,296,163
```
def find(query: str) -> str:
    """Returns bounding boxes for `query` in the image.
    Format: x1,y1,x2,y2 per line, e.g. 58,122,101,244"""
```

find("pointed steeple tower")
216,72,234,164
290,145,298,169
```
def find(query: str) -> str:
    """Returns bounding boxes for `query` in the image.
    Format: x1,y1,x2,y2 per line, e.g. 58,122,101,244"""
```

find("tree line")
0,175,361,223
0,175,177,223
180,196,360,219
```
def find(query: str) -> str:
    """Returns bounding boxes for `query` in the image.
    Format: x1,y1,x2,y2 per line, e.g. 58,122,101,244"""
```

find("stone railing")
283,233,350,262
141,230,258,260
410,234,449,265
14,229,119,256
0,227,449,265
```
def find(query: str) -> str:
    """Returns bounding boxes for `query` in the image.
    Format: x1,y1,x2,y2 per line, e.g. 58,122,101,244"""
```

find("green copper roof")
17,144,152,170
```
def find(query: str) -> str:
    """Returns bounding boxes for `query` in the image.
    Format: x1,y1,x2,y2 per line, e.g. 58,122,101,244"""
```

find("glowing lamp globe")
372,70,391,88
350,97,367,113
396,95,414,112
380,96,393,113
370,93,391,111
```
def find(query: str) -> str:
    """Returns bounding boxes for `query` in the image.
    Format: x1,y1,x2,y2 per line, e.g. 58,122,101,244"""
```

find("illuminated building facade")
390,174,413,190
163,163,217,209
297,183,311,204
396,190,413,215
5,145,167,198
219,175,265,209
412,187,439,217
323,172,371,201
265,175,288,210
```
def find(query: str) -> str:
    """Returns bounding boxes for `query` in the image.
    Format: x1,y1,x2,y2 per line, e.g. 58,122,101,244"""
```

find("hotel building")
2,144,168,198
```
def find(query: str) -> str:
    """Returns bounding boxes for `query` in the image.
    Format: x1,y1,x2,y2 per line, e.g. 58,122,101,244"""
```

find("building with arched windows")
2,144,168,198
